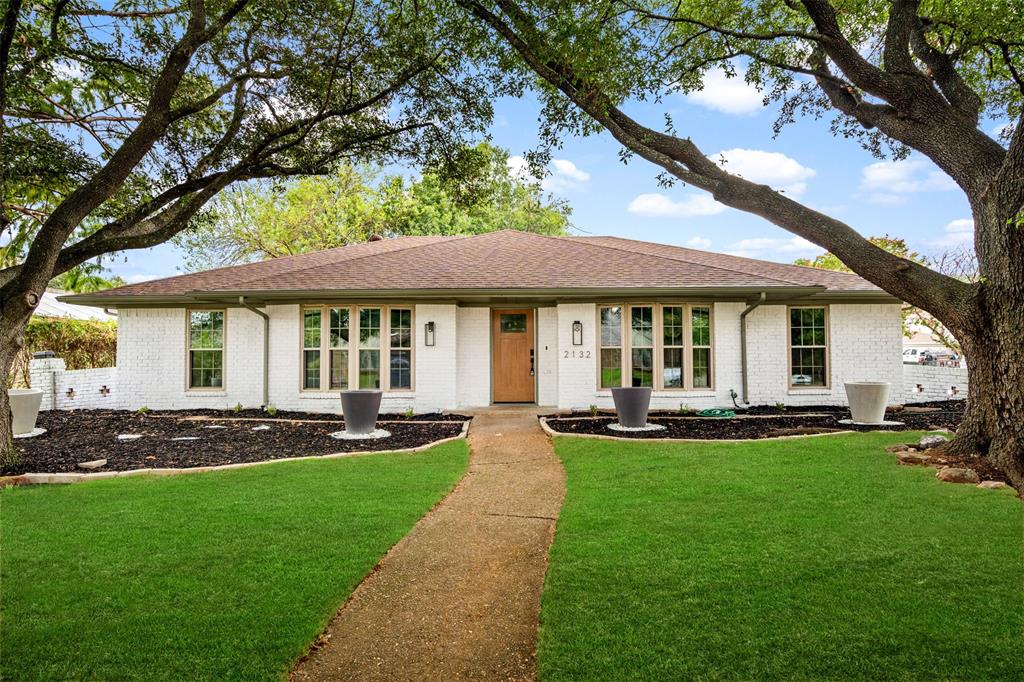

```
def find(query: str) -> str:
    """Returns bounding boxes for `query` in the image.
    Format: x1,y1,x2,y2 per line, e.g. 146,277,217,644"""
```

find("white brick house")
63,231,904,413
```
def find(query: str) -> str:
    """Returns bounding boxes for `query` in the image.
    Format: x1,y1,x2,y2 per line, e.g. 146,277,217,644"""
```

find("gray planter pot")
611,387,653,428
340,390,383,435
844,382,890,424
9,388,43,435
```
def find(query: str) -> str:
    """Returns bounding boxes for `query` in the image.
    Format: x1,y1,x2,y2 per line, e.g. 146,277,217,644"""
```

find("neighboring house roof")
63,230,894,306
36,290,116,321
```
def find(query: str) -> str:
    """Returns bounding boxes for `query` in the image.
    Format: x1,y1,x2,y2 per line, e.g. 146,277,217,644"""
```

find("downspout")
739,292,767,405
238,296,270,408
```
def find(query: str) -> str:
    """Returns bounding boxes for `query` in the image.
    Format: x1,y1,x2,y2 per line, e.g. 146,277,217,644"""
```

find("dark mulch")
544,406,963,441
144,407,470,422
6,410,467,475
554,398,966,420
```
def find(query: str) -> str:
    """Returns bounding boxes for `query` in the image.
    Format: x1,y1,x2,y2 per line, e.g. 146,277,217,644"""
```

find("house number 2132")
563,350,591,359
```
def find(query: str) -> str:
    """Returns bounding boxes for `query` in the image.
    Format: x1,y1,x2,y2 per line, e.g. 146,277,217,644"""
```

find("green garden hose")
696,408,736,418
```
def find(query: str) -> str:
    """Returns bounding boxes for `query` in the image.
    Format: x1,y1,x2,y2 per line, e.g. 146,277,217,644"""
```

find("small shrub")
136,406,151,415
679,403,695,415
774,402,786,412
404,406,416,419
232,402,244,413
589,404,599,417
264,405,277,417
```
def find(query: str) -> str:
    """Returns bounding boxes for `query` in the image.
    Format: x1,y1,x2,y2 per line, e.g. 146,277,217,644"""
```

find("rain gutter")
739,291,767,404
238,296,269,408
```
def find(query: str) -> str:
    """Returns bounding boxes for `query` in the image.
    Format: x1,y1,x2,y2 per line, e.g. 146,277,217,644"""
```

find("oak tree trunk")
0,314,21,469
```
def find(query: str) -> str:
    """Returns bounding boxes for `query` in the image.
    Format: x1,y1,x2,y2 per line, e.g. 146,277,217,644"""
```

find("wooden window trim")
185,308,227,392
299,304,415,393
787,304,831,390
595,303,715,392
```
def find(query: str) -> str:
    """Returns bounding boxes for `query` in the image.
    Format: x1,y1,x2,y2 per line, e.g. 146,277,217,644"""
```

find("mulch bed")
5,410,468,475
544,399,965,440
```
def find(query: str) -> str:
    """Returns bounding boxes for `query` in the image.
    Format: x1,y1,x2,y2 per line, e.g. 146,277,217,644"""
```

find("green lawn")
541,433,1023,681
1,441,468,681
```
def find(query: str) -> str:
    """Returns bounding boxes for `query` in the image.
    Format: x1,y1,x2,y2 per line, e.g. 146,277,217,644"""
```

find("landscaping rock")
917,434,949,450
898,451,931,466
252,425,271,431
977,481,1009,490
117,434,143,441
936,467,980,484
885,443,910,453
77,459,107,470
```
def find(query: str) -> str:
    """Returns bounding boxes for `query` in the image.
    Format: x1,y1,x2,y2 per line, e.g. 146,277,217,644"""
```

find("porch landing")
291,407,565,681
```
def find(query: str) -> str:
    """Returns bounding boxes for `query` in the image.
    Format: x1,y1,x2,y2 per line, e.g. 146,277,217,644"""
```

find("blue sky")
111,72,988,284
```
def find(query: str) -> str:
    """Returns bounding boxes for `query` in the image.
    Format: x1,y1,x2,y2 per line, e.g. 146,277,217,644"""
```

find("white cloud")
708,148,817,197
933,218,974,247
626,192,725,218
507,156,590,193
725,236,819,260
125,273,164,284
686,236,712,249
858,159,957,204
685,68,764,115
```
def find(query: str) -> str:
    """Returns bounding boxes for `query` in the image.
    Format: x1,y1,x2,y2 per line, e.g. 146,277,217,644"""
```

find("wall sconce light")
948,386,958,396
425,321,436,347
913,384,923,394
572,320,583,346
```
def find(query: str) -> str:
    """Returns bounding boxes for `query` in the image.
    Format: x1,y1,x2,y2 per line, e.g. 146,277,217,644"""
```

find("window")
500,313,527,333
389,308,412,389
691,306,712,388
630,306,654,387
302,305,413,392
790,306,828,387
329,308,349,390
598,304,713,391
358,308,381,389
662,306,684,389
303,309,321,389
188,310,224,389
599,306,623,389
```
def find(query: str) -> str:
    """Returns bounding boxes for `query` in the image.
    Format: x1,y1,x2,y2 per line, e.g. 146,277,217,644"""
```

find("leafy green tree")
0,0,498,464
49,263,126,293
176,143,571,269
458,0,1024,485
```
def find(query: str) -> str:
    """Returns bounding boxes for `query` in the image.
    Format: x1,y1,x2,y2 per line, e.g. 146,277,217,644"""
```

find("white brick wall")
536,306,558,406
111,300,905,413
456,307,490,407
904,363,968,402
29,358,121,410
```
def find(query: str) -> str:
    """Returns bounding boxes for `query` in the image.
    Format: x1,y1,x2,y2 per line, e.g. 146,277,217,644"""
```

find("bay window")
301,305,413,392
598,303,713,391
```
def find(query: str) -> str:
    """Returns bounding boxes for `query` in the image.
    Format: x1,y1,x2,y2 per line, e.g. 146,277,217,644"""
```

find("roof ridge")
581,235,867,282
222,234,468,288
567,235,803,287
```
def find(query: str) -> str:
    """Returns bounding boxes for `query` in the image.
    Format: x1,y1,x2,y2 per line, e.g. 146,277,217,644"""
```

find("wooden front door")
492,309,535,403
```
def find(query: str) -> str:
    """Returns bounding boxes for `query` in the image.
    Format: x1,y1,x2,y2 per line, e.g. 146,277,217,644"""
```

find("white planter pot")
844,382,890,424
8,388,44,435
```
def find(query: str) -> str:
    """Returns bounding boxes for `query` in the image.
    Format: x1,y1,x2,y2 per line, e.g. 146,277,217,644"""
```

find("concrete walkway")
292,407,565,681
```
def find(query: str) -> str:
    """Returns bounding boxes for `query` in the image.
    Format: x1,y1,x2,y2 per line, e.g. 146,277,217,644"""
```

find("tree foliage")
9,317,117,388
175,143,571,269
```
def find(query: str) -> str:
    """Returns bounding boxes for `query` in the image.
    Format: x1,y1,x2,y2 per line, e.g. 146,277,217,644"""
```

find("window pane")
359,349,380,388
631,347,653,387
663,306,683,346
303,309,321,348
663,348,683,388
189,311,223,349
631,306,653,347
692,348,711,388
691,306,711,347
390,349,412,389
189,350,223,388
600,307,622,347
330,308,349,348
329,349,348,390
791,347,827,386
600,348,622,388
390,309,412,347
499,313,527,333
359,308,381,347
303,350,321,389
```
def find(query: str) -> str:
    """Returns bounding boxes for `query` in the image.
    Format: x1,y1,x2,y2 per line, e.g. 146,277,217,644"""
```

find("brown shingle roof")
71,230,887,302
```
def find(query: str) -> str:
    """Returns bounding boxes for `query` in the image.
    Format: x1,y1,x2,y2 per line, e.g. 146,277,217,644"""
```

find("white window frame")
596,303,715,392
300,304,415,393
